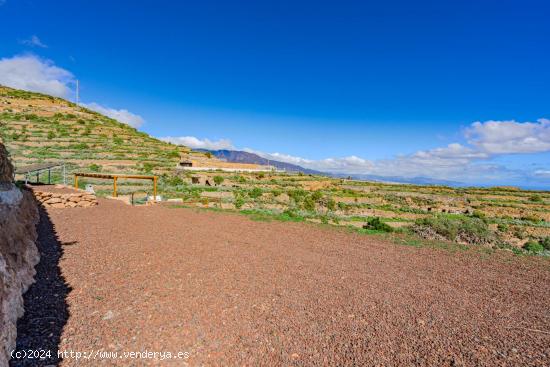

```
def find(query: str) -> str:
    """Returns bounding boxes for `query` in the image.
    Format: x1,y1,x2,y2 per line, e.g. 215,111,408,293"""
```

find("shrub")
213,176,224,185
113,136,123,145
89,163,101,172
166,150,180,159
363,217,393,232
141,162,154,173
249,187,263,199
521,214,541,223
326,197,336,211
271,189,282,197
529,195,543,203
311,190,323,202
234,196,245,209
540,237,550,251
337,202,348,211
471,210,486,219
71,142,89,150
523,241,544,253
414,214,493,245
497,223,509,232
205,152,212,159
303,196,316,211
166,175,184,186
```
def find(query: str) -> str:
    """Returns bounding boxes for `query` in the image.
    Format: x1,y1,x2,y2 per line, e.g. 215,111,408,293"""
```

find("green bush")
497,223,509,232
113,136,123,145
89,164,101,172
326,197,336,211
523,241,544,253
234,196,245,209
415,214,493,245
303,196,316,211
141,162,154,173
213,176,224,185
166,175,184,186
529,195,543,203
311,190,323,202
541,237,550,251
471,210,486,219
166,150,180,159
363,217,393,232
271,189,282,197
248,187,263,199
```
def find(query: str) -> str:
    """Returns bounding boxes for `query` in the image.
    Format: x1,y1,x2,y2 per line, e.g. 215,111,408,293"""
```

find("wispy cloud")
160,136,234,150
0,54,74,97
0,54,144,127
243,119,550,185
81,102,145,128
20,35,48,48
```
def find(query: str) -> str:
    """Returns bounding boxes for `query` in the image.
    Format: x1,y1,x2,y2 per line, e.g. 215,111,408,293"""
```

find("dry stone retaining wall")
33,190,98,208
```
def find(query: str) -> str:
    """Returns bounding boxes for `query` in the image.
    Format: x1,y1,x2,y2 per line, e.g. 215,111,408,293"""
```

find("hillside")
0,86,220,177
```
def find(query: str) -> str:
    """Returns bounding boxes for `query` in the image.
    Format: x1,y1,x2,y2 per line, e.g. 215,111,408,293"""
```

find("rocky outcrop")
0,143,40,366
33,190,98,208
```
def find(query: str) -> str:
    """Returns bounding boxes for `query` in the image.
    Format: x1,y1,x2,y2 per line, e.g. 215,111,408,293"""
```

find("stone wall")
0,185,40,366
33,190,98,208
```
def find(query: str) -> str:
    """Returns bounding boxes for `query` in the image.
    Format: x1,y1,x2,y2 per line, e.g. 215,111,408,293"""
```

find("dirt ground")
12,198,550,366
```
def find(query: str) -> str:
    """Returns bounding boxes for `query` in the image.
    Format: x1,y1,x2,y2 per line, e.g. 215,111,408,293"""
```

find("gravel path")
16,199,550,366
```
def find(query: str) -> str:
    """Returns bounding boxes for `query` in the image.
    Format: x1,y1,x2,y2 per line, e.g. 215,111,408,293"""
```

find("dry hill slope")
0,86,223,177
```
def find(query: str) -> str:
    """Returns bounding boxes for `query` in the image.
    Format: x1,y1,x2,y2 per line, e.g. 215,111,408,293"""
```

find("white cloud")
0,54,74,97
466,119,550,154
20,35,48,48
244,148,374,173
82,102,145,128
534,170,550,178
0,54,144,128
160,136,234,150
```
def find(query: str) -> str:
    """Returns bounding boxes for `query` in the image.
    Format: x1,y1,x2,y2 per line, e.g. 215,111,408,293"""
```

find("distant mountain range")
198,149,324,175
202,149,466,187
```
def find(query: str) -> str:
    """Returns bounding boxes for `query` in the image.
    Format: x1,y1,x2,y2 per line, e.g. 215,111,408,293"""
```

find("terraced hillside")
1,85,549,255
0,86,199,176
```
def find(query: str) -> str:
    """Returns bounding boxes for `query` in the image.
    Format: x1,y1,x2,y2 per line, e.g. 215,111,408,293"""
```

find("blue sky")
0,0,549,187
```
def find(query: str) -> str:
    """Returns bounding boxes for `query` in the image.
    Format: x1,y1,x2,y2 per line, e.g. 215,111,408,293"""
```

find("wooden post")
113,176,118,197
153,176,157,202
48,169,51,184
74,174,78,189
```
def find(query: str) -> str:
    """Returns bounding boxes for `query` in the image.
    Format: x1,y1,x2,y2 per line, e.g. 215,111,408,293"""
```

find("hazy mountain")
199,149,324,175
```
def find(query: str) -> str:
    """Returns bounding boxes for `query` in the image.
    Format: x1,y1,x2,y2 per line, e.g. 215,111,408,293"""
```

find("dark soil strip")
10,207,71,367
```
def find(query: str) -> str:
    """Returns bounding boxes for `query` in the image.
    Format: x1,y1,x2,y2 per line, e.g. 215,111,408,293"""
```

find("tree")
213,176,224,185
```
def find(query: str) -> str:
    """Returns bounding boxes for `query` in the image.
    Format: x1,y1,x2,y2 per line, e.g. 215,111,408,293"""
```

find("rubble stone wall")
33,190,98,208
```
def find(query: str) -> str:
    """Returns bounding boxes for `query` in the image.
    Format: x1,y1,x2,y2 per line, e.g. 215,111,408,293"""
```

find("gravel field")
13,198,550,366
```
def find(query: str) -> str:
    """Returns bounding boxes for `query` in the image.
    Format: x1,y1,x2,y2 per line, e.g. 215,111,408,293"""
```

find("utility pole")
76,79,79,105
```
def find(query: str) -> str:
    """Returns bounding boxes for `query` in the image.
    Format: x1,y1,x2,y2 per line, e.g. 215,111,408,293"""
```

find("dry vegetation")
2,85,549,256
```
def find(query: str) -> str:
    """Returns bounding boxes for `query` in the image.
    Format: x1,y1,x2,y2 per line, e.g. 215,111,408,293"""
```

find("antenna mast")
76,79,80,105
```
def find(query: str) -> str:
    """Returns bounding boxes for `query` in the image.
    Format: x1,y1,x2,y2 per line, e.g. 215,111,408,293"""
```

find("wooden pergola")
74,172,158,201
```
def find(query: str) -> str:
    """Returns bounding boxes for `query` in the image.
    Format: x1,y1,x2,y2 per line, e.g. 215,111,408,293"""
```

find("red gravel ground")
16,199,550,366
